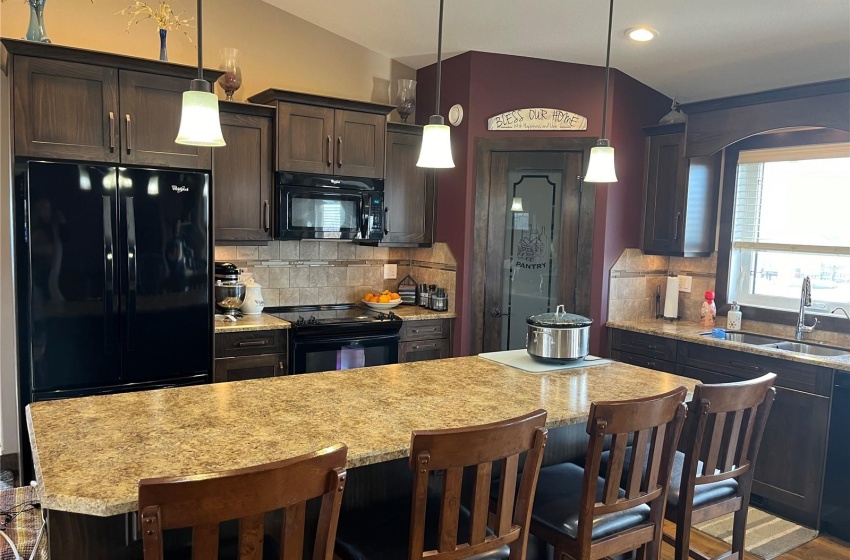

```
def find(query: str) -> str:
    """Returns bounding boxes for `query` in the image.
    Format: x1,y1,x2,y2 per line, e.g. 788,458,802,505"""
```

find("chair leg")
730,507,749,560
674,515,691,560
635,543,647,560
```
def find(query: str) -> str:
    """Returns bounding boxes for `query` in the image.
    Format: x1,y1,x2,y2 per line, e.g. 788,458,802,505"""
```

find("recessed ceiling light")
626,27,658,42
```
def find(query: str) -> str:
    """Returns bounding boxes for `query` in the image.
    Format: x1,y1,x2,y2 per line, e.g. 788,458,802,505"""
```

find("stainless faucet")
796,276,818,341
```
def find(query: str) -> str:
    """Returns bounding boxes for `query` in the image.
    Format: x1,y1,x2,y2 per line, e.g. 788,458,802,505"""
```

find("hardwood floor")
660,521,850,560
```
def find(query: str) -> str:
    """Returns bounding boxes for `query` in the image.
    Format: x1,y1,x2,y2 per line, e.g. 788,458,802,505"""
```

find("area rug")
694,507,818,560
0,485,48,560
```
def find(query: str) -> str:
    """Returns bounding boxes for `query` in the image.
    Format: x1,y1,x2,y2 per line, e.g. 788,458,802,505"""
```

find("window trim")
715,128,850,333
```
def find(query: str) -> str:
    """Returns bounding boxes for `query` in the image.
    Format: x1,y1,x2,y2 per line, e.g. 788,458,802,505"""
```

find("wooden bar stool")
664,373,776,560
528,387,688,560
138,444,348,560
334,409,548,560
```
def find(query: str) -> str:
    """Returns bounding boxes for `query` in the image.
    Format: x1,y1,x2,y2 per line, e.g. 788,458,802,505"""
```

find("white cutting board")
478,349,613,373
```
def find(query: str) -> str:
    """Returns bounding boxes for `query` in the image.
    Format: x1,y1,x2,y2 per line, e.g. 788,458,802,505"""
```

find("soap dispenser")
727,301,742,331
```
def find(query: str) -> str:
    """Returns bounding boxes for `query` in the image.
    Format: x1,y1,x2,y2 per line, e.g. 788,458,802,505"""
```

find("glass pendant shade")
416,116,454,168
175,82,226,147
510,197,524,212
584,141,618,183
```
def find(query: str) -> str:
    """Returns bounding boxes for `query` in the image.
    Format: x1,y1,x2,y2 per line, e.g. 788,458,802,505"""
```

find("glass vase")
25,0,51,43
159,29,168,62
217,48,243,101
396,79,416,123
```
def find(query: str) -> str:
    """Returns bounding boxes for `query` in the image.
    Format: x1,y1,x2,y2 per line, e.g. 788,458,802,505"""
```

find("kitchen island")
27,356,697,557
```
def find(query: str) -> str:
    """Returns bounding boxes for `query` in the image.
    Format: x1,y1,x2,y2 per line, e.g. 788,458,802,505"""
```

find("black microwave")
275,172,384,240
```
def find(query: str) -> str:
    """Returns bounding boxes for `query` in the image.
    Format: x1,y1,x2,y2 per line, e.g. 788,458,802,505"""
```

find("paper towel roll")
663,276,679,319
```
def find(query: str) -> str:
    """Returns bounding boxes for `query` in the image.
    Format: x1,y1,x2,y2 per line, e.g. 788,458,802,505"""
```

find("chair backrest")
138,444,348,560
407,409,548,560
580,387,688,543
680,373,776,488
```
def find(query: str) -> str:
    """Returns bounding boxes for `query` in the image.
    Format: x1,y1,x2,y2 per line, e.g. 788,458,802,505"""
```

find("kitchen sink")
768,341,850,357
700,332,783,345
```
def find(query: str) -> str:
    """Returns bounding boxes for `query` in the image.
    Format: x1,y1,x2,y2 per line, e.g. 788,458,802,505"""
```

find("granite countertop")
390,305,456,321
27,357,695,517
607,319,850,372
214,313,291,333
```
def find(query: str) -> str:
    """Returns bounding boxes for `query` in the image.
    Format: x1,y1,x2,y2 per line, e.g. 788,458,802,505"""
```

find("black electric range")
267,305,402,374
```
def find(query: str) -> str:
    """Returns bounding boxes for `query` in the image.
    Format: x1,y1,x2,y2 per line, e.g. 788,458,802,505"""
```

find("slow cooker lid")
527,305,593,328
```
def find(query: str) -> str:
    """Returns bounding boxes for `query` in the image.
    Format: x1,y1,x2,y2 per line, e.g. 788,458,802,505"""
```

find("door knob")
490,307,508,318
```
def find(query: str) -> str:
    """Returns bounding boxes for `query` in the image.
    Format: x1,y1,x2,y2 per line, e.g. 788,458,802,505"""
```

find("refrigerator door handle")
103,195,115,353
125,196,137,352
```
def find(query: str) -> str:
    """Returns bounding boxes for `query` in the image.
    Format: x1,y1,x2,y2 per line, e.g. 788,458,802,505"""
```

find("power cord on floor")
0,501,46,560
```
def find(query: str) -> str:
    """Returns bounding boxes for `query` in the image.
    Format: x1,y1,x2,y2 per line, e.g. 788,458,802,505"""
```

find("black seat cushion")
598,448,739,510
530,462,650,541
667,452,738,509
335,496,510,560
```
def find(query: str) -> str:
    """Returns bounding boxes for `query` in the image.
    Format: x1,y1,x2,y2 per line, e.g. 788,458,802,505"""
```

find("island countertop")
27,357,696,517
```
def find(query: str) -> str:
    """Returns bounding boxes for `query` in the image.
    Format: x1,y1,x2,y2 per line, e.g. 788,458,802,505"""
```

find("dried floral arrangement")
118,1,194,39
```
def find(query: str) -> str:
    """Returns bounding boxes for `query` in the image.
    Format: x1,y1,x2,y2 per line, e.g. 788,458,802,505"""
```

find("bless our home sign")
487,108,588,131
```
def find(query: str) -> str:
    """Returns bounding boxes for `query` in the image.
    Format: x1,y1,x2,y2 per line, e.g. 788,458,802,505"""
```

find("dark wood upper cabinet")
641,123,720,257
383,124,435,246
277,102,335,174
3,38,220,169
213,102,274,242
248,89,393,179
11,57,120,162
118,70,211,169
335,110,385,178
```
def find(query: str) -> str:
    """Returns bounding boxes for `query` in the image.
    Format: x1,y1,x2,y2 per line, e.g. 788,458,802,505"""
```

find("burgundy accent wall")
417,51,670,356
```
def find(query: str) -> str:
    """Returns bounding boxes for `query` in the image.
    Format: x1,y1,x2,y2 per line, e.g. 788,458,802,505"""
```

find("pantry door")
473,142,594,354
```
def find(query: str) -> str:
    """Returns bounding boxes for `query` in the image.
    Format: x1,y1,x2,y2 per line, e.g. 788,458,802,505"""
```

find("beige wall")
0,0,415,103
0,0,414,456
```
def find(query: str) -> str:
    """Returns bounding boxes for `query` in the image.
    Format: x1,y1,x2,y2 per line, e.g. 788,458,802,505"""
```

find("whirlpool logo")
171,185,190,193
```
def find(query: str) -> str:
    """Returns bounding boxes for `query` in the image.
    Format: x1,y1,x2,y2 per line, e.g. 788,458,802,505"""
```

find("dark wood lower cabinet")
213,329,288,382
398,318,453,363
611,327,834,528
400,339,451,362
213,353,286,383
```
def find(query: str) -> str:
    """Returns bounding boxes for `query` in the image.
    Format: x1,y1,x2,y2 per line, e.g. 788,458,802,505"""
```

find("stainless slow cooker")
526,305,593,362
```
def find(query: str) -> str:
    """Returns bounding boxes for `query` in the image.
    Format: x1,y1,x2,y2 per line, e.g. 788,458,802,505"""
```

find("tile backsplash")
607,249,716,323
215,241,456,312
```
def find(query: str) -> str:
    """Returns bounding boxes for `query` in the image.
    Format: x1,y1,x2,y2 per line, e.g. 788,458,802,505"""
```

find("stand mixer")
214,262,246,318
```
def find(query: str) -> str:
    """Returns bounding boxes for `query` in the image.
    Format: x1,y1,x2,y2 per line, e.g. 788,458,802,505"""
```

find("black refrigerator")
15,161,212,479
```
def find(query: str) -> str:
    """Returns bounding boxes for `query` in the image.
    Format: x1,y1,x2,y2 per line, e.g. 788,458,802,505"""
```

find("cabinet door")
278,102,335,174
335,110,386,178
400,339,451,363
642,133,687,254
751,386,830,528
118,70,212,169
214,111,273,241
213,353,286,383
384,131,434,244
12,57,119,162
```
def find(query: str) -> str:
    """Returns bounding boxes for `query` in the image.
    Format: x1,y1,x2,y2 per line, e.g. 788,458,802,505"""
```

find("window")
727,142,850,315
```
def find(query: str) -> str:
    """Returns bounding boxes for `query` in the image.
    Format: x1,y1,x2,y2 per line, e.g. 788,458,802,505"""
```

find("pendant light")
416,0,455,169
175,0,226,147
584,0,618,183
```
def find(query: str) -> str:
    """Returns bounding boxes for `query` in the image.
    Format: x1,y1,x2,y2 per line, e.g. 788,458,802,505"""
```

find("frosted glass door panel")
500,171,564,350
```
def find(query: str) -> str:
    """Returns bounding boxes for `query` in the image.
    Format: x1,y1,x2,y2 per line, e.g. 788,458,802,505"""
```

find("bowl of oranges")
362,290,403,310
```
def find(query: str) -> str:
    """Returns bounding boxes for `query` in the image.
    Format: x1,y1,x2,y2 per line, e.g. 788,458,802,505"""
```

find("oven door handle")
293,333,400,347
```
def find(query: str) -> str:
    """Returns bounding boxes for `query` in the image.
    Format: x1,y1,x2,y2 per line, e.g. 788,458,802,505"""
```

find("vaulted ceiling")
262,0,850,103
